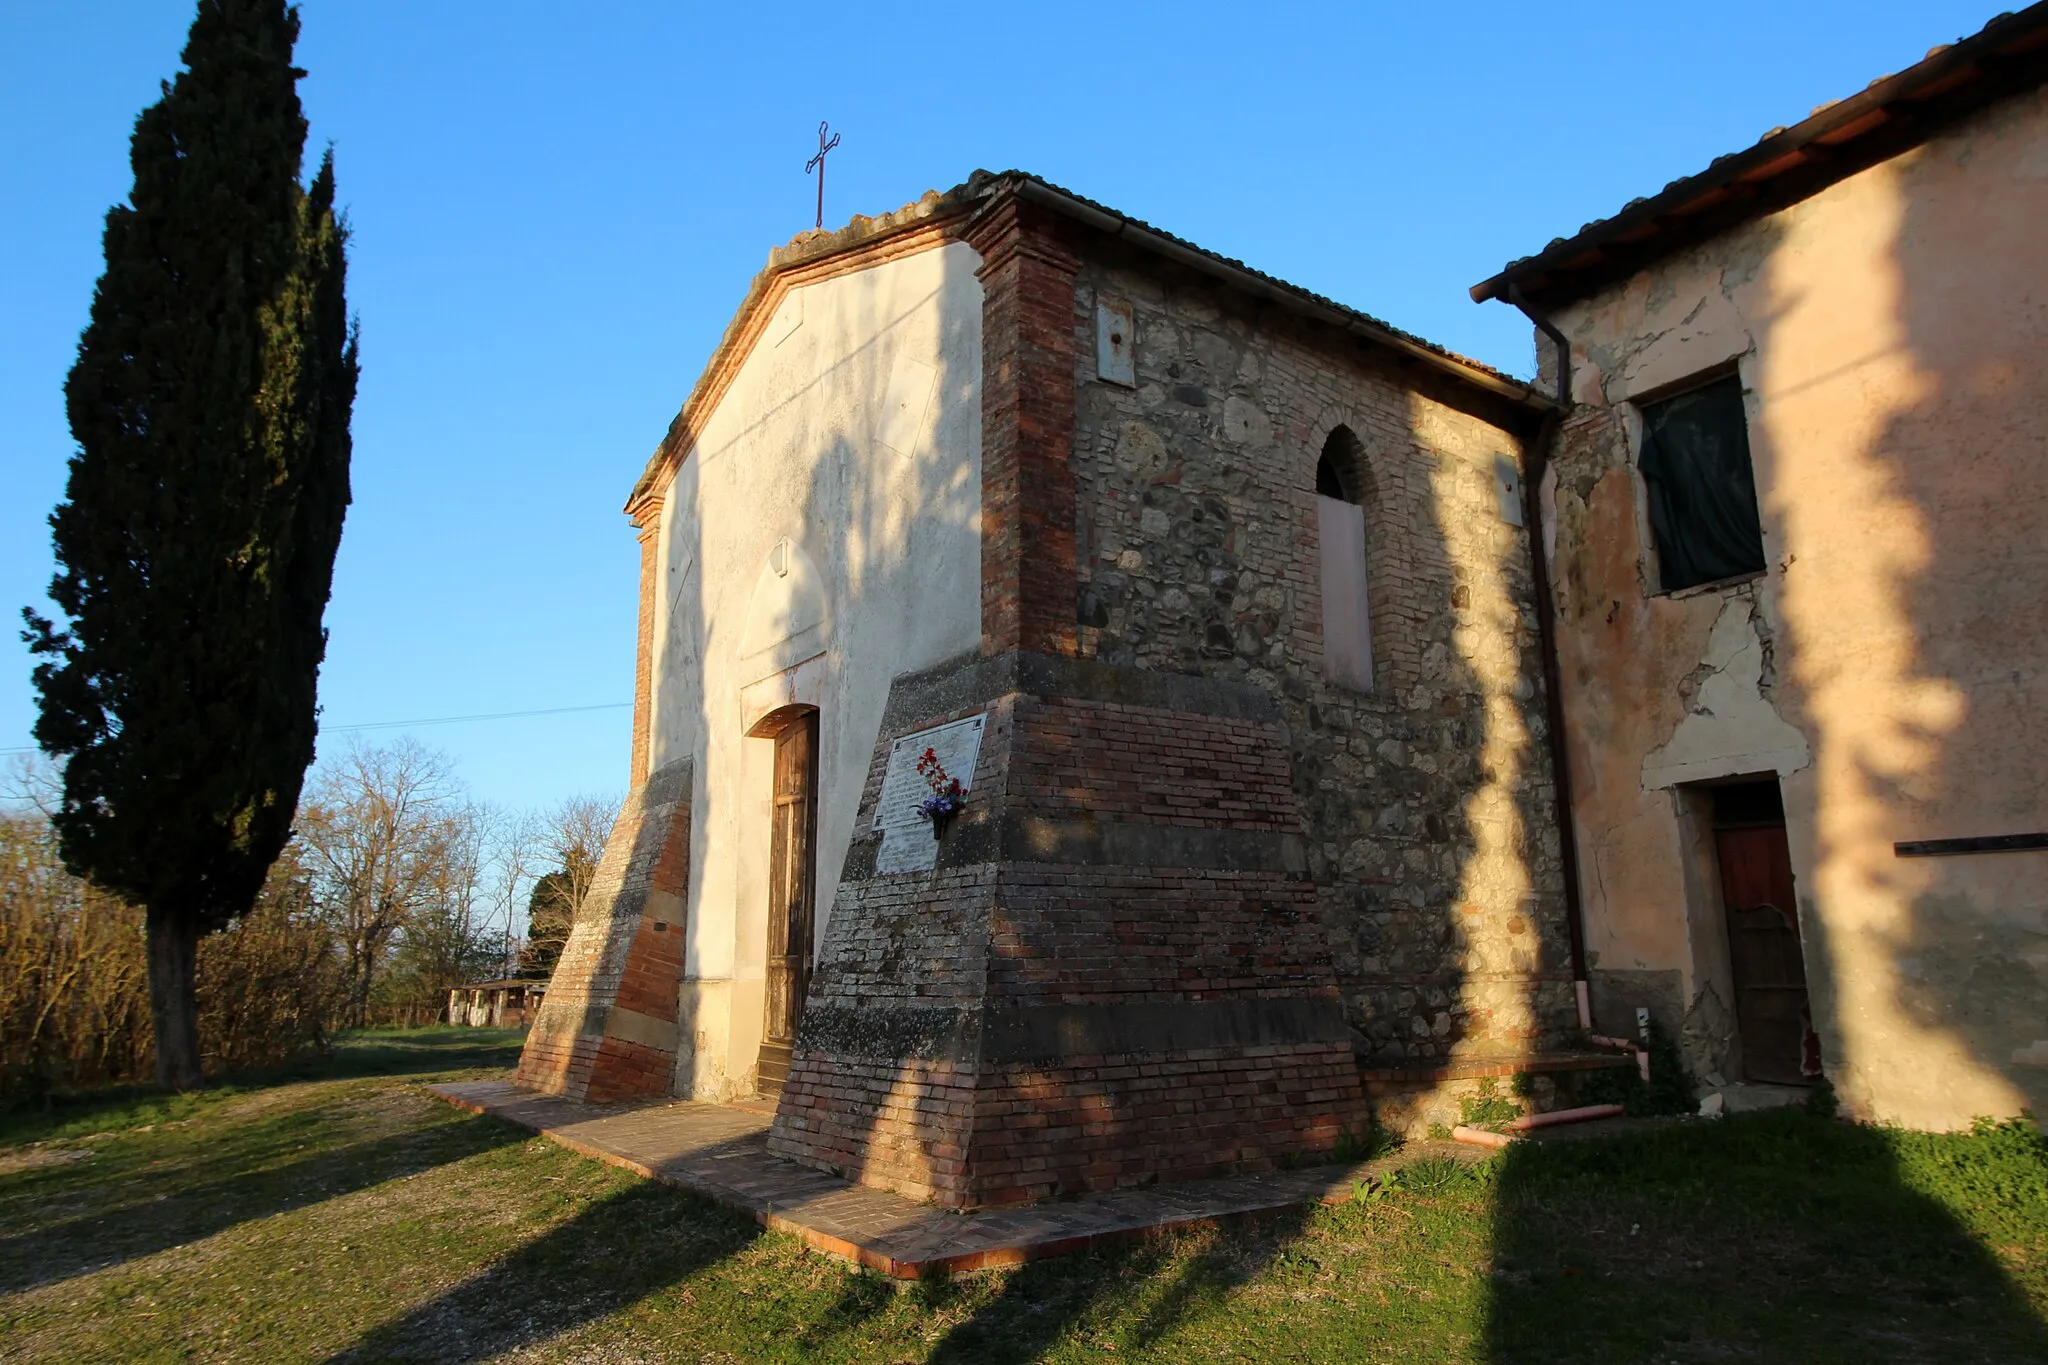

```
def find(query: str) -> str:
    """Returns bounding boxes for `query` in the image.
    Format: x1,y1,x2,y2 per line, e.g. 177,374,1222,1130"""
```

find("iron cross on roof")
805,121,841,230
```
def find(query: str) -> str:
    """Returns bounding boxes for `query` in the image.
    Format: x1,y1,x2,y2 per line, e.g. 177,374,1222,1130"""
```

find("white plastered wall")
649,241,984,1099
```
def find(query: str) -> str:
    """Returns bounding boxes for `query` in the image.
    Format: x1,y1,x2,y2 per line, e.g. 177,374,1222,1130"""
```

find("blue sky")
0,0,1999,815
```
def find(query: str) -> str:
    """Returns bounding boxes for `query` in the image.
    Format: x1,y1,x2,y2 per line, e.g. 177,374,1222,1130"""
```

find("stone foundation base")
768,652,1368,1209
1362,1053,1636,1138
770,1037,1363,1207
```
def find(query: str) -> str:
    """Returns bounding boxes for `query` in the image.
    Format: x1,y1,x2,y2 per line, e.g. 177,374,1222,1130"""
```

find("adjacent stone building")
1471,6,2048,1131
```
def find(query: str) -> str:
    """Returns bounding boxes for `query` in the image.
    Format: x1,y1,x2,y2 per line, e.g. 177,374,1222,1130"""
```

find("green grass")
1,1031,2042,1363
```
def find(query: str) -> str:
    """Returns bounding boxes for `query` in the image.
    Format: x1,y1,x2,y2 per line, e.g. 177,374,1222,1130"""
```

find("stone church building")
517,170,1573,1207
520,5,2047,1208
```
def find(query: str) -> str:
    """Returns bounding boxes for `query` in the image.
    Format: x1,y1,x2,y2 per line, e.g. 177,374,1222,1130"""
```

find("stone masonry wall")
1066,250,1577,1074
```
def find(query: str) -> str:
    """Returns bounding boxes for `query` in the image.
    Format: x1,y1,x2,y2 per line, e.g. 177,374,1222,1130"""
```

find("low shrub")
0,815,345,1100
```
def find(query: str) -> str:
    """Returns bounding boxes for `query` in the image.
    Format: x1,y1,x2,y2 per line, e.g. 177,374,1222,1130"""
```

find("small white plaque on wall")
1495,454,1525,528
872,713,986,875
1096,295,1136,387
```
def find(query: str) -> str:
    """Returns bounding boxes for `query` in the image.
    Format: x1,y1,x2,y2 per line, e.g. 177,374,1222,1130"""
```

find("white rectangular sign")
872,713,985,875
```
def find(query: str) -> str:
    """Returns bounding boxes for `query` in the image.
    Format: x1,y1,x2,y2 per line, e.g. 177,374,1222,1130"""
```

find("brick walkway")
429,1078,1440,1278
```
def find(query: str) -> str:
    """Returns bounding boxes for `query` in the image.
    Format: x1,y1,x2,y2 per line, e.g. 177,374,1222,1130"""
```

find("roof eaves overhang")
1472,3,2048,310
630,170,1558,517
1002,175,1556,418
624,188,982,519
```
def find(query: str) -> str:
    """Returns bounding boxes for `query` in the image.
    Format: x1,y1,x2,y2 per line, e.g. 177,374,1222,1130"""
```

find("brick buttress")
515,759,691,1104
766,653,1365,1208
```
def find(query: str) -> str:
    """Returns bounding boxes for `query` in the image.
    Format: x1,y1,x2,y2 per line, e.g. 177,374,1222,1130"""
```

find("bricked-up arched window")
1316,426,1375,692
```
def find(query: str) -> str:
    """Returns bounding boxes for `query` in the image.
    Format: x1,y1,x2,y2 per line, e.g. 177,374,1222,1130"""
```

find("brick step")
757,1041,793,1097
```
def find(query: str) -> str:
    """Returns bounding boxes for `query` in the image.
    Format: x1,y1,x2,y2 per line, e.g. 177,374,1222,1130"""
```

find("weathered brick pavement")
430,1078,1429,1278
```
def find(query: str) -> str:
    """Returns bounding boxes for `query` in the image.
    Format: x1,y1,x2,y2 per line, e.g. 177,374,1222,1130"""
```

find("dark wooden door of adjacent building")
1714,807,1816,1086
758,711,818,1098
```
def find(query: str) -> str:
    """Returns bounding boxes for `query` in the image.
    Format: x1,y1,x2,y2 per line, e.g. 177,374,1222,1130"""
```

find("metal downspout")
1506,285,1598,1038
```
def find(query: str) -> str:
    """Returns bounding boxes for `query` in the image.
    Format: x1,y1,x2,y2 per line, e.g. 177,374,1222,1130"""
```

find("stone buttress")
516,759,691,1103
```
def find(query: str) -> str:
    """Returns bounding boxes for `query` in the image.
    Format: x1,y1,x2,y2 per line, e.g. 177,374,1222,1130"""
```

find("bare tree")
472,804,541,979
0,809,153,1091
2,753,63,819
546,793,619,913
297,739,467,1028
517,792,620,979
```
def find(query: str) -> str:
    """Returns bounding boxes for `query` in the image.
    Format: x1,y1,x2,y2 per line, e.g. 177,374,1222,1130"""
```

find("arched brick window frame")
1314,423,1385,693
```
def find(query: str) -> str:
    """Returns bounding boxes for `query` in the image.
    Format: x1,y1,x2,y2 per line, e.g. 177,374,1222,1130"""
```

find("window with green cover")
1638,376,1767,593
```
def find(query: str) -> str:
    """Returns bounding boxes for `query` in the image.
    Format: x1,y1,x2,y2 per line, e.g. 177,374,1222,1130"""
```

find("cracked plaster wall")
1541,88,2048,1129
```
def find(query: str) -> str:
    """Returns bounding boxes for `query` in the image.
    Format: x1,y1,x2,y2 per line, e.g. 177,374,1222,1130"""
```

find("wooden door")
1714,822,1814,1085
759,712,818,1096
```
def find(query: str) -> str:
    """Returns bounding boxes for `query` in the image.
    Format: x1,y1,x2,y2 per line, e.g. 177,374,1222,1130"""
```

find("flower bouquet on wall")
915,747,966,840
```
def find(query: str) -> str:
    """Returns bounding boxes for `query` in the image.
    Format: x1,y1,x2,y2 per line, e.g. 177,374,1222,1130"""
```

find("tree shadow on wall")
1488,104,2048,1358
795,230,1554,1354
652,238,985,1083
1796,90,2047,1130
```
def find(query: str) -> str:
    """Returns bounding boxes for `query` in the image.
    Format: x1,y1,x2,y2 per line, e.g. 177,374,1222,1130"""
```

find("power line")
0,700,632,755
323,702,632,733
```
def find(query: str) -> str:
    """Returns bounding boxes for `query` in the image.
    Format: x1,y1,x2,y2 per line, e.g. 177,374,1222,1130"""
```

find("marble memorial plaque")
873,713,985,875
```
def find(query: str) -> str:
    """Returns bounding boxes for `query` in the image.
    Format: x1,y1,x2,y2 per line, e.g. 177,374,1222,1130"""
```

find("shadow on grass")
0,1027,526,1147
916,1204,1317,1364
282,1027,529,1082
321,1177,762,1364
0,1112,524,1294
790,1266,898,1356
1482,1109,2048,1363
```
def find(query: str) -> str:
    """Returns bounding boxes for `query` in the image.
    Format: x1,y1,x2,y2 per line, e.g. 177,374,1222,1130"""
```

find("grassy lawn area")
1,1028,2043,1363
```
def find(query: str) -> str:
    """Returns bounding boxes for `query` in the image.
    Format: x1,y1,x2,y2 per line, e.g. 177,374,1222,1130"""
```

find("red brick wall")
1006,695,1298,832
582,1037,678,1107
615,912,686,1023
650,798,690,899
515,761,691,1104
769,669,1366,1209
1062,246,1576,1070
967,1042,1357,1206
772,1058,980,1203
769,181,1401,1207
513,1031,605,1098
628,501,663,786
966,197,1080,660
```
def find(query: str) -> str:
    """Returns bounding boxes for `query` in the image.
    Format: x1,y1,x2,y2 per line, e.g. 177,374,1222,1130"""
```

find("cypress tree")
22,0,356,1090
517,869,577,980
